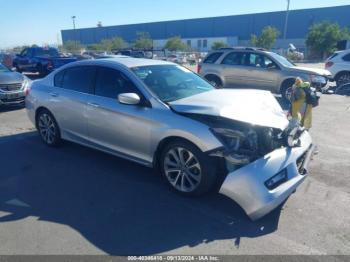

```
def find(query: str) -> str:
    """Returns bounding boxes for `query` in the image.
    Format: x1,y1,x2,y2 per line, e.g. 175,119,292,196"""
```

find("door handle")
87,102,100,108
50,92,59,97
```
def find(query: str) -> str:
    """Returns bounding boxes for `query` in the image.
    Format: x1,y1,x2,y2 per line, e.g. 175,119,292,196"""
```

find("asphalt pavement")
0,93,349,255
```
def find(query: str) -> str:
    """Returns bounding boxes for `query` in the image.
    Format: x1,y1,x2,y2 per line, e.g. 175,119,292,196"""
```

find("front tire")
336,72,350,87
36,110,61,147
160,140,217,196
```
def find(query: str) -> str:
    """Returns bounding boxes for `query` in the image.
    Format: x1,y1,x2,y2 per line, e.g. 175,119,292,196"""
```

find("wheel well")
280,78,295,92
335,71,350,81
35,107,50,128
152,136,201,168
204,74,222,84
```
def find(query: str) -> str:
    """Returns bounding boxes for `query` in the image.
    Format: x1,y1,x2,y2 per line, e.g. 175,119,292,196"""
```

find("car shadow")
0,132,283,255
0,104,25,113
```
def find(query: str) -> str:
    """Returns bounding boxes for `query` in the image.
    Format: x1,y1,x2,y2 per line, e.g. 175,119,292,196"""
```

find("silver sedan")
25,58,314,220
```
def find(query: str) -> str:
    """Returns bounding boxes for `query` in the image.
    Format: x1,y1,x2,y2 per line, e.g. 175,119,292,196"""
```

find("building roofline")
61,4,350,32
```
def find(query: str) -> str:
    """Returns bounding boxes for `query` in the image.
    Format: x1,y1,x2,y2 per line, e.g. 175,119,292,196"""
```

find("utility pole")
71,16,77,52
283,0,291,41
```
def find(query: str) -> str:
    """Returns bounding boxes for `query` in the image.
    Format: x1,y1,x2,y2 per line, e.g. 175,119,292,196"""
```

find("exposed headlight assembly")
210,127,257,165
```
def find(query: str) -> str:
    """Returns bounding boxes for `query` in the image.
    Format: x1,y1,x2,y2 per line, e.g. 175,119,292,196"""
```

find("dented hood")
169,89,289,130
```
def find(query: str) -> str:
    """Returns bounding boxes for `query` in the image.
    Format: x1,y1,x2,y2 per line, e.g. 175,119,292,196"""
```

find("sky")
1,0,350,48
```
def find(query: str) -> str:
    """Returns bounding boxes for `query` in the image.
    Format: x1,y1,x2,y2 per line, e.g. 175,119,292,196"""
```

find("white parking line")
5,198,31,208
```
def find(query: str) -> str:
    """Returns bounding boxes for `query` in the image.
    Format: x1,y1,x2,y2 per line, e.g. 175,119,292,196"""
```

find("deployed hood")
169,89,289,130
0,71,25,84
291,66,331,77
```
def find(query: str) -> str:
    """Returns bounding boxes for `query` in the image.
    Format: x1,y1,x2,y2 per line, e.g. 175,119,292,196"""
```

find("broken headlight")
210,127,258,165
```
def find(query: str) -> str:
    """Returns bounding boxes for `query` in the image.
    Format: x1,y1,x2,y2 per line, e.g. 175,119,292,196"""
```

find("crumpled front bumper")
219,131,314,221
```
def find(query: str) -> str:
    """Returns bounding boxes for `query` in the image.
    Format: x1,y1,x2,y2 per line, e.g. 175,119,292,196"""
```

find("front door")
86,66,153,164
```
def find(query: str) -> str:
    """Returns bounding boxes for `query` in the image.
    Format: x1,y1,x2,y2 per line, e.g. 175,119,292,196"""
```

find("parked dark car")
0,63,31,106
114,50,146,58
13,47,77,76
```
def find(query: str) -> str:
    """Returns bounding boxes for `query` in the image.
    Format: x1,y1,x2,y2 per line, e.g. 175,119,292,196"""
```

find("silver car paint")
169,89,289,130
200,49,331,93
26,57,312,220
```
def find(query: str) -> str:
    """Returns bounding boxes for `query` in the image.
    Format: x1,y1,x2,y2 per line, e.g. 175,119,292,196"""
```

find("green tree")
250,26,280,50
63,40,83,53
165,36,187,51
87,43,103,51
306,21,350,58
111,37,128,50
134,32,153,50
100,39,114,51
212,41,229,50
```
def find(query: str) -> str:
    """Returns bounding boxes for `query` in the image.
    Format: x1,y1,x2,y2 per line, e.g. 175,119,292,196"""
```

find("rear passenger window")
203,52,223,64
343,53,350,62
95,67,138,99
222,52,243,65
54,70,65,87
62,66,95,93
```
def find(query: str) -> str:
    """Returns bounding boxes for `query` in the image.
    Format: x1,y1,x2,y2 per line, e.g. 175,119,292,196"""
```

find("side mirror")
118,93,141,105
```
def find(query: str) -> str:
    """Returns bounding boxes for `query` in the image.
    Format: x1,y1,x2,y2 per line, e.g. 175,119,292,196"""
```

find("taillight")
325,61,334,68
25,87,31,96
197,64,202,74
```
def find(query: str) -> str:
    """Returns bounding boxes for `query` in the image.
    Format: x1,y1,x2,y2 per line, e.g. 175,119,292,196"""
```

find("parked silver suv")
199,48,331,99
26,58,314,220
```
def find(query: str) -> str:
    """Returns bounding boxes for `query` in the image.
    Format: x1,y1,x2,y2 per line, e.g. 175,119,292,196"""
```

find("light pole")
283,0,291,42
71,16,77,52
71,16,76,30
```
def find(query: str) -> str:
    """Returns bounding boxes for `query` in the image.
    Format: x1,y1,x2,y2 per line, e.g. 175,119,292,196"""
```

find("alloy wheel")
38,113,56,145
164,147,202,193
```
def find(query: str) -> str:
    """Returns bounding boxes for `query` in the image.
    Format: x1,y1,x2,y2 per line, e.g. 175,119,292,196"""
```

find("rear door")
243,53,280,91
220,51,250,88
49,66,96,143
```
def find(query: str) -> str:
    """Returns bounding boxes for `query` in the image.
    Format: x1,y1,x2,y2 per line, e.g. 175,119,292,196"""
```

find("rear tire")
205,75,223,89
38,64,48,77
159,140,218,196
36,109,61,147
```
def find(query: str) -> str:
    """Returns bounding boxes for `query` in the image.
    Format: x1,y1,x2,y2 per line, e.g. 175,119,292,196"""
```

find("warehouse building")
61,5,350,51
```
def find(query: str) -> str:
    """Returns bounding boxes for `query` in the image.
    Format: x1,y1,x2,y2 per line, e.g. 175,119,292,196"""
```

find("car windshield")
269,52,296,67
131,65,214,102
0,63,10,72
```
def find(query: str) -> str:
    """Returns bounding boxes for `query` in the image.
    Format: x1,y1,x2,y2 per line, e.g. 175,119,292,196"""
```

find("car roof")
67,57,174,68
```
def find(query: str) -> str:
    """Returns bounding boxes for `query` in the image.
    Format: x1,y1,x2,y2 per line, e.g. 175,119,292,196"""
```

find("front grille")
0,96,25,103
0,83,23,92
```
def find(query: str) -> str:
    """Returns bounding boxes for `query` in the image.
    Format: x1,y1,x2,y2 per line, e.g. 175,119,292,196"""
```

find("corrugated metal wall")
61,5,350,45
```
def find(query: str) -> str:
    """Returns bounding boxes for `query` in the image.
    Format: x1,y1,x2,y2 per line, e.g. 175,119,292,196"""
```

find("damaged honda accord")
25,58,315,220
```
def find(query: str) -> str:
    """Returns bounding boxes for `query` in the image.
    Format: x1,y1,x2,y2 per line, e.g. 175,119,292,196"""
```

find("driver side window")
95,67,139,99
263,56,279,69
